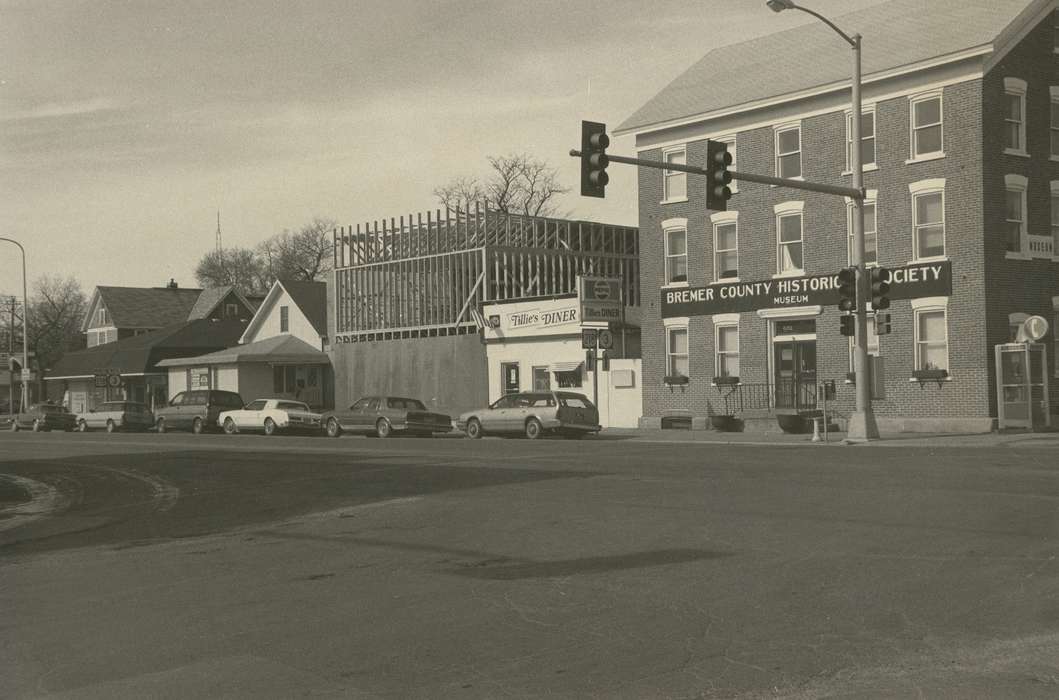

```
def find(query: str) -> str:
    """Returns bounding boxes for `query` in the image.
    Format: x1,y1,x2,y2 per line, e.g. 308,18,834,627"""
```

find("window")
1051,87,1059,159
280,305,290,333
1003,78,1027,155
666,327,689,378
775,124,801,178
225,303,239,318
847,193,878,266
774,202,805,275
910,92,943,159
245,400,268,411
350,398,372,411
715,324,740,379
711,212,738,281
915,308,948,372
1052,182,1059,252
96,307,109,326
663,147,687,202
848,315,880,372
1054,9,1059,52
909,179,946,260
664,227,688,284
555,370,582,388
1004,174,1028,255
845,109,876,171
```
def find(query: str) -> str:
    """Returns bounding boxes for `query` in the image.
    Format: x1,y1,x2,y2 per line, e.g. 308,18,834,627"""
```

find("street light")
0,237,29,413
765,1,878,440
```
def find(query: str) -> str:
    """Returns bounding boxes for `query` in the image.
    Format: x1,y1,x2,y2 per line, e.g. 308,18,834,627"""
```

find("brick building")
616,0,1057,433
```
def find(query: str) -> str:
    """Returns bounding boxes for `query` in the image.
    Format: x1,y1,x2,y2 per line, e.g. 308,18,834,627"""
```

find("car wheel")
77,419,88,433
263,417,277,436
191,417,204,435
223,417,238,435
465,418,483,440
156,418,166,434
525,418,544,440
105,420,116,434
32,419,42,433
375,418,392,438
326,417,341,438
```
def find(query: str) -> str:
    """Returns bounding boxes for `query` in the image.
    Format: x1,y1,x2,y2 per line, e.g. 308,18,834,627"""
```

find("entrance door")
501,362,520,395
532,366,551,391
774,340,817,410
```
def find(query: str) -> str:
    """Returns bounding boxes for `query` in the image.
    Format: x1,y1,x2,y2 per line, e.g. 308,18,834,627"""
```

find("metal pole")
0,238,28,412
8,296,14,415
846,34,879,441
592,346,599,410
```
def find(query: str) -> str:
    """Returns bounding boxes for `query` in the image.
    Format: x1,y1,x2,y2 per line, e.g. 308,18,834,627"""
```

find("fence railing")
718,380,819,414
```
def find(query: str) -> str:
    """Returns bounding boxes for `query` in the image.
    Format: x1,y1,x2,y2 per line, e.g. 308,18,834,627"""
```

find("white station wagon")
218,398,323,436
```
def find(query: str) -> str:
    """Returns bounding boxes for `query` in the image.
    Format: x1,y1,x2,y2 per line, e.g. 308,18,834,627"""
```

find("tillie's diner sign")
662,261,951,318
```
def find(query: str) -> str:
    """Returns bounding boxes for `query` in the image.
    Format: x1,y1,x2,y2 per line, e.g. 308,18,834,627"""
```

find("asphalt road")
2,431,1058,699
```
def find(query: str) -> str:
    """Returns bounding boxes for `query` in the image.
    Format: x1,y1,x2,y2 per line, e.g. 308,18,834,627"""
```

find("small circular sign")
593,279,612,301
106,373,122,388
1022,315,1049,342
597,329,614,350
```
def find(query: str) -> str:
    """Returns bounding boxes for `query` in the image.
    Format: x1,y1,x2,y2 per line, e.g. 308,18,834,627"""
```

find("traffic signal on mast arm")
705,140,733,211
580,121,610,198
870,266,891,310
837,266,857,313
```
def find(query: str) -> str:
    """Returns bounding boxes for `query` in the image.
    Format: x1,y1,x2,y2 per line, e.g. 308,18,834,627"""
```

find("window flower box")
712,376,740,386
663,375,689,386
912,368,948,380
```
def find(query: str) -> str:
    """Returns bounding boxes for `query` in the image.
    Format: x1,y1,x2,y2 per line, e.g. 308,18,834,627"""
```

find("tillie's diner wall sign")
661,261,951,318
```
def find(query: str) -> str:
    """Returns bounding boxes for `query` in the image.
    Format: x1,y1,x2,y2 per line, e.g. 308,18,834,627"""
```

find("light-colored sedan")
456,391,601,440
77,401,155,433
218,398,323,436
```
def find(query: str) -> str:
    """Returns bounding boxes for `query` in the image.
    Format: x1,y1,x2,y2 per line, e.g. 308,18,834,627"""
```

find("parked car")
153,389,245,434
10,402,78,432
218,398,323,436
322,396,452,438
77,401,155,433
456,391,601,440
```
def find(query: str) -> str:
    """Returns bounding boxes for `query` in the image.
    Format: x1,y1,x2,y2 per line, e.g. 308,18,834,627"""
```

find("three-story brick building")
617,0,1057,433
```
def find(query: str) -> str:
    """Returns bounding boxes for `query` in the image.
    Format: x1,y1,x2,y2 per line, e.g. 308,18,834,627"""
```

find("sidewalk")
597,426,1059,449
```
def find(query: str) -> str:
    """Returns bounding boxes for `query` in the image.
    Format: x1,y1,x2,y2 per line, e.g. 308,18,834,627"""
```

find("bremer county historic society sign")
661,261,951,318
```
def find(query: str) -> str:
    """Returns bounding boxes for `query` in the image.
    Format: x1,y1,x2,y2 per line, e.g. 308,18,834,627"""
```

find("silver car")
456,391,601,440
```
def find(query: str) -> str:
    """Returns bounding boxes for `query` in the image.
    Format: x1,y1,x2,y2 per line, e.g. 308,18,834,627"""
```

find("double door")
774,340,817,410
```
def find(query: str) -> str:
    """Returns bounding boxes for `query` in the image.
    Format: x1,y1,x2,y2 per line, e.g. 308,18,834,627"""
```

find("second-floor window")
1004,174,1028,254
665,228,688,284
775,125,802,178
712,213,738,281
777,211,804,274
1003,78,1027,155
663,147,687,202
910,92,943,159
280,305,290,332
845,110,876,171
96,307,108,327
1051,87,1058,158
847,198,878,266
910,179,946,260
1052,181,1059,249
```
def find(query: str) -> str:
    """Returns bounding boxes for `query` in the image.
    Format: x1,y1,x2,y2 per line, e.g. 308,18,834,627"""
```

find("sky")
0,0,883,297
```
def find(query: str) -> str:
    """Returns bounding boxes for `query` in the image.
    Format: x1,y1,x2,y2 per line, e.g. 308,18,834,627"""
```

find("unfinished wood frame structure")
332,203,639,342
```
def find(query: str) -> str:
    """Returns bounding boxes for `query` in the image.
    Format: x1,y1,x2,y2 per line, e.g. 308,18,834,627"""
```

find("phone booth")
995,342,1050,430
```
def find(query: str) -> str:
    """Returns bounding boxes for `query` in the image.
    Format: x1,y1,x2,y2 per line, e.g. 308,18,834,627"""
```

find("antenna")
215,210,222,251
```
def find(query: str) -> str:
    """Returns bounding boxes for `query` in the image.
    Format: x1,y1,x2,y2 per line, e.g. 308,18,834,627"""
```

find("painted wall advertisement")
661,261,952,318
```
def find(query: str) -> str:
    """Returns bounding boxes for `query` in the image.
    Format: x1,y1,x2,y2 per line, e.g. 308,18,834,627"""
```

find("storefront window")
555,370,581,388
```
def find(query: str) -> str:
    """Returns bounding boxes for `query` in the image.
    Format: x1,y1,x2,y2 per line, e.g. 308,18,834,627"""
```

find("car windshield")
277,401,310,412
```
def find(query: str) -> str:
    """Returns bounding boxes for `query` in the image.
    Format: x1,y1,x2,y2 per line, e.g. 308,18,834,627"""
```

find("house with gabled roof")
618,0,1057,432
156,279,332,409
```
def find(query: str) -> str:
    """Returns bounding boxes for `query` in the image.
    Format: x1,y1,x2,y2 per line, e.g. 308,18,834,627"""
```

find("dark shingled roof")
279,280,328,337
96,286,202,329
617,0,1040,135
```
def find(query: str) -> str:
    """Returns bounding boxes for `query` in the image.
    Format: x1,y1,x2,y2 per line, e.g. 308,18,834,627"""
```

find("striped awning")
550,361,583,373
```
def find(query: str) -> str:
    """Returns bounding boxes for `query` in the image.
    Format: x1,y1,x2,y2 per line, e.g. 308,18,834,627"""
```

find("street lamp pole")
767,0,878,440
0,237,29,413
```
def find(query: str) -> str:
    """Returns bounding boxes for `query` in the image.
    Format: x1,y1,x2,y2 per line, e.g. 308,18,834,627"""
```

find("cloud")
1,97,123,121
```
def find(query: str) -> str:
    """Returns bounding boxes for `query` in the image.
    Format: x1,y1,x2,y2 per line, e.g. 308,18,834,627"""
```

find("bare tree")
259,217,336,282
26,275,87,371
194,247,270,295
434,154,568,217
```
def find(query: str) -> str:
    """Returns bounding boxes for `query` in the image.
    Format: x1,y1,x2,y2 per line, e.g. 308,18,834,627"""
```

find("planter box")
663,375,689,386
912,369,948,380
712,376,740,386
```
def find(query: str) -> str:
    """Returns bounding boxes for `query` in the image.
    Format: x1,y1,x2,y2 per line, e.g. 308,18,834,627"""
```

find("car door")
238,399,267,429
481,395,512,432
356,397,380,430
337,398,367,430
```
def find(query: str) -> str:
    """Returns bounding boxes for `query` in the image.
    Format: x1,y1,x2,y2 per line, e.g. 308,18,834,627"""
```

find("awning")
550,361,583,373
156,334,329,368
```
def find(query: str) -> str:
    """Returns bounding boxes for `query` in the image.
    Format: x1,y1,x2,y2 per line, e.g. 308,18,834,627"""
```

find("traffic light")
705,140,733,211
8,356,20,372
870,267,891,310
585,349,596,372
580,120,609,198
837,266,857,313
840,314,855,337
875,312,892,335
601,350,611,372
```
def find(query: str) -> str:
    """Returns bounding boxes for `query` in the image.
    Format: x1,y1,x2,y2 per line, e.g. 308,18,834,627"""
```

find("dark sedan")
10,402,78,432
322,396,452,438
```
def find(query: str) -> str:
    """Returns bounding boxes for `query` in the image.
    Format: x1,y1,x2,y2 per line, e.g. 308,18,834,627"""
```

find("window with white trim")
663,147,687,202
845,109,876,171
280,305,290,333
712,213,738,281
909,179,946,260
777,210,804,274
1051,87,1059,158
914,307,949,372
910,92,943,159
1052,181,1059,252
718,136,738,193
1054,9,1059,52
96,307,108,327
1003,78,1027,155
667,327,689,378
1004,174,1028,255
715,324,739,379
847,195,878,266
775,125,801,178
664,227,688,284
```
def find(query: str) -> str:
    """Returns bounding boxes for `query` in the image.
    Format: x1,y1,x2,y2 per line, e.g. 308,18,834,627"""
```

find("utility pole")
7,296,14,414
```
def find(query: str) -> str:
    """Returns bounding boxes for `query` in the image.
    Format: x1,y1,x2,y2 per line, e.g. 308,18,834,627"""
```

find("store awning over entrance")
550,361,583,373
155,334,329,368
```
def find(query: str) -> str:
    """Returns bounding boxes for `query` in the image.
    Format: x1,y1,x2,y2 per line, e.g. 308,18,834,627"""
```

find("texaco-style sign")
593,279,612,301
1020,315,1049,342
597,329,614,350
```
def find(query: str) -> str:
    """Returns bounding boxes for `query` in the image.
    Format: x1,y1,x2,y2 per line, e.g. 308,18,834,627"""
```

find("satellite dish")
1015,315,1049,343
